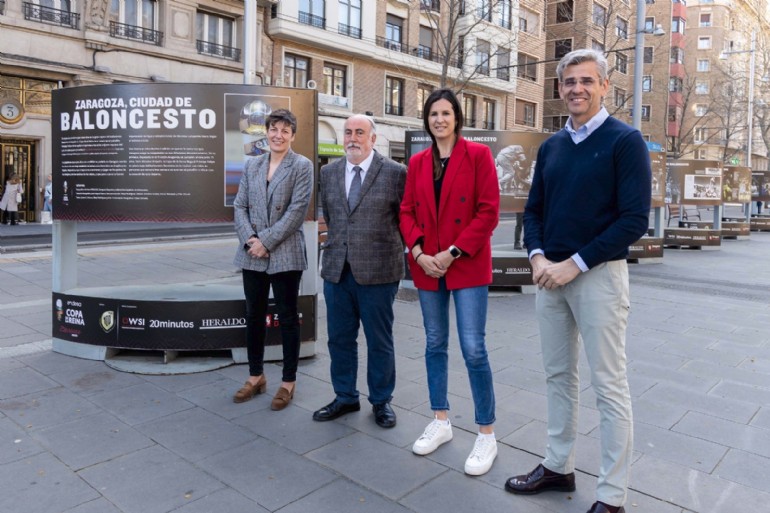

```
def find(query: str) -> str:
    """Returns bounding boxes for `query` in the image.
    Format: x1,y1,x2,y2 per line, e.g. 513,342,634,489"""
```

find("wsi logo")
121,317,146,329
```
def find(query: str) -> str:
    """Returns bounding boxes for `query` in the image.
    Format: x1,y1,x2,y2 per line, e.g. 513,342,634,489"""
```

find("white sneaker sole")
464,447,498,475
412,432,453,456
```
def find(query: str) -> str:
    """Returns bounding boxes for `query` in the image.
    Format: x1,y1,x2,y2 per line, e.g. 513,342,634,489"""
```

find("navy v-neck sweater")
523,117,651,269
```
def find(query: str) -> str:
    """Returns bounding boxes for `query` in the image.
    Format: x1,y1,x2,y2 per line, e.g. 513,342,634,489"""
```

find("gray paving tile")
32,411,154,470
306,432,446,500
673,411,770,458
17,351,104,377
139,370,228,393
198,438,336,511
639,382,759,423
276,478,411,513
682,359,770,389
750,406,770,429
79,445,225,513
0,366,59,400
631,397,686,429
87,382,194,426
0,452,99,513
0,386,102,431
714,449,770,492
63,498,123,513
48,365,144,396
171,488,268,513
136,408,255,462
0,417,44,464
634,420,727,473
177,377,271,420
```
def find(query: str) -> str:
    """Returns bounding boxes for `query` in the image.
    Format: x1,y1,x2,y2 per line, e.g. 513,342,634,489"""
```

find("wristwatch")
448,245,462,259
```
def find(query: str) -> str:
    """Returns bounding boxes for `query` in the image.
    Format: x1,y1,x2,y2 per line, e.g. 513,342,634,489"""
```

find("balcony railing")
385,104,404,116
110,21,163,46
375,36,442,64
299,11,325,29
420,0,440,12
497,68,510,81
196,40,241,61
482,121,495,130
338,23,361,39
23,2,80,29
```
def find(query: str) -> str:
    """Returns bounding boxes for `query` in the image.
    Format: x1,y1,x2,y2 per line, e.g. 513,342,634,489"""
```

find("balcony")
23,2,80,29
420,0,440,12
375,36,442,64
196,40,241,61
110,21,163,46
497,68,510,81
338,23,361,39
299,11,325,29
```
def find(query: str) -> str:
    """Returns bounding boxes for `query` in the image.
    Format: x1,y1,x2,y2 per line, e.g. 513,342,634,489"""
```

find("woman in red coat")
400,88,500,476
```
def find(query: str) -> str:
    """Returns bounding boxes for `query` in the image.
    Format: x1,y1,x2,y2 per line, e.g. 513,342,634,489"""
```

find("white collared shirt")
345,151,375,197
564,107,609,145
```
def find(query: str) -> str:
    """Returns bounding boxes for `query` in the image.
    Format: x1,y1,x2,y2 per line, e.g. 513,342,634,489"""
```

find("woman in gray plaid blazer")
232,109,313,411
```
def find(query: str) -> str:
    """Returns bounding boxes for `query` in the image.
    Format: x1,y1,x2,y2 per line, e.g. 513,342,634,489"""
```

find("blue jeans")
418,280,495,426
323,266,398,405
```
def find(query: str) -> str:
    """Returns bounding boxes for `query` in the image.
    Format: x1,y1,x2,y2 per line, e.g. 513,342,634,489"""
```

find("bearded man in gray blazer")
312,114,407,428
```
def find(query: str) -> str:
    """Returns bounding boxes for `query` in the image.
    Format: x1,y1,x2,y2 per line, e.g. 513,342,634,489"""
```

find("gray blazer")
320,151,406,285
233,149,313,274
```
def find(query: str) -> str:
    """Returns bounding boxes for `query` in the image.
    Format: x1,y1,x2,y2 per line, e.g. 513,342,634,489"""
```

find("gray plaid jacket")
233,149,313,273
320,151,406,285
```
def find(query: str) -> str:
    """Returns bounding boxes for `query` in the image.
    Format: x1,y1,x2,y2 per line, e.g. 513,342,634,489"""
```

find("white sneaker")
412,419,453,455
464,435,497,475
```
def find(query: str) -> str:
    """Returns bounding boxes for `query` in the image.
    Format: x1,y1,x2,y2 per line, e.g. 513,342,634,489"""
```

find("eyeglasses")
561,78,597,88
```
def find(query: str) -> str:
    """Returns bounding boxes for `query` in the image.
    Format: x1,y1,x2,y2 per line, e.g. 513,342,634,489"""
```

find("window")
668,106,678,122
592,3,607,26
519,7,538,33
515,99,536,127
550,78,560,99
672,17,685,34
457,36,465,68
385,77,404,116
644,47,653,64
670,47,684,64
694,127,706,143
696,148,708,160
196,11,238,60
696,80,709,95
554,39,572,59
614,88,626,107
592,39,605,52
698,36,711,50
616,17,628,39
109,0,159,43
323,63,346,97
644,17,655,32
556,0,573,23
477,0,492,21
483,99,496,129
476,40,491,75
641,105,651,122
385,14,403,50
497,49,510,81
463,95,476,127
695,104,708,116
642,75,652,92
284,54,309,88
23,0,79,28
498,0,511,29
418,26,434,60
299,0,325,28
517,53,537,81
417,84,433,119
669,77,683,92
697,59,710,72
338,0,361,38
699,12,711,27
543,115,569,132
616,53,628,74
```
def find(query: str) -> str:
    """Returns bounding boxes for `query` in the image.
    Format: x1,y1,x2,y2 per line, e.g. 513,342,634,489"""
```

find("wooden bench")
666,204,701,227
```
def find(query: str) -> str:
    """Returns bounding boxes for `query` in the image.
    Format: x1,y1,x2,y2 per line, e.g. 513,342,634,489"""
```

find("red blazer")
400,137,500,291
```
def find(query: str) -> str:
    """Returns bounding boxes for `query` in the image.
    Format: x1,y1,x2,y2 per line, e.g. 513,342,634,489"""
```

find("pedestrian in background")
505,49,651,513
312,114,406,429
43,174,53,223
400,88,500,476
232,108,313,411
0,173,24,225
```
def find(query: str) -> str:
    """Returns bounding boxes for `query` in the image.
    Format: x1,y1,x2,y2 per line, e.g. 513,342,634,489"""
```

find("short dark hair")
266,108,297,133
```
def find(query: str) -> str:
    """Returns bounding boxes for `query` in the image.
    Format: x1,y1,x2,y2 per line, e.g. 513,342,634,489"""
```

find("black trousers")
242,269,303,382
2,210,18,225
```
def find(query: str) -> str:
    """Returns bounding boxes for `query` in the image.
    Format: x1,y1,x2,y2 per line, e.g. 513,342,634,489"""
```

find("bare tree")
752,29,770,170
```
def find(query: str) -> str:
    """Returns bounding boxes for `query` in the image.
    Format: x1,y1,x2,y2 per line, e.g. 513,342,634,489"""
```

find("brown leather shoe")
271,385,295,411
587,502,625,513
233,376,266,403
504,464,576,495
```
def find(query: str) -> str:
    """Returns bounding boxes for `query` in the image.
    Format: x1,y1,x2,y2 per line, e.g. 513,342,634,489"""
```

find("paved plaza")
1,220,769,513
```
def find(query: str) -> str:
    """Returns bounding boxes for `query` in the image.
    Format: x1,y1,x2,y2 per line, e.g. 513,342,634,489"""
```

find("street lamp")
719,30,756,170
632,0,665,131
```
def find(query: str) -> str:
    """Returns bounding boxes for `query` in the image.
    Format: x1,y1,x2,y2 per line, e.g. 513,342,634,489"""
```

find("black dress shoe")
312,399,360,422
504,464,576,495
587,502,624,513
372,402,396,428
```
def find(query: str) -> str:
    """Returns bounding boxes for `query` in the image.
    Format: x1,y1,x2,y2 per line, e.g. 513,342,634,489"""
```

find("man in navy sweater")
504,49,651,513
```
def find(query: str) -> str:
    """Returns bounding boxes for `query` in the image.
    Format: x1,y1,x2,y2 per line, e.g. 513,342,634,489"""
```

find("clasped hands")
530,254,580,289
413,247,454,279
246,236,269,259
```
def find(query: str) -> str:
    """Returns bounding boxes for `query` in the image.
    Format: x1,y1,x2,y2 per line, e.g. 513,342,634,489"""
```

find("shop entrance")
1,139,37,223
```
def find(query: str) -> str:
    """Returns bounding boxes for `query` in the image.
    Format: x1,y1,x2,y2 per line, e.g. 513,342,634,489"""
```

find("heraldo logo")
100,311,115,333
